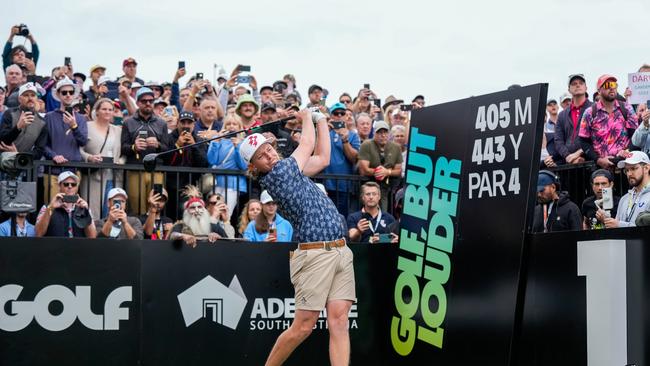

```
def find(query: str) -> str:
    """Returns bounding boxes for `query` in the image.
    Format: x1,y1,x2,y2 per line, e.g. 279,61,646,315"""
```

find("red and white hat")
240,133,270,164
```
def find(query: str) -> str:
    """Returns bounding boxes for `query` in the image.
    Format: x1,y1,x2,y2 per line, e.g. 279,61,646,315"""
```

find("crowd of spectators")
1,24,649,241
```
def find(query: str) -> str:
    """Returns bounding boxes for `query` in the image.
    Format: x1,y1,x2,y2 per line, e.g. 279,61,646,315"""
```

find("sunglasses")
340,99,351,104
62,182,77,188
332,111,345,117
59,90,75,96
139,99,155,104
601,81,617,89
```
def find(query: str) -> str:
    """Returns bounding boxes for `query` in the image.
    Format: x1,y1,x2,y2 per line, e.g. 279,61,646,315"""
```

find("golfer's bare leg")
265,309,320,366
326,299,353,366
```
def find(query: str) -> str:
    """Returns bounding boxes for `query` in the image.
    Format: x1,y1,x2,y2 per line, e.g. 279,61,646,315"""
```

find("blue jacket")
207,138,248,192
44,109,88,161
243,213,293,242
324,129,360,191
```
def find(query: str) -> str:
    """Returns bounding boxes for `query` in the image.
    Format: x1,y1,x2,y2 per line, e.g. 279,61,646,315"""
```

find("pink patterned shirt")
578,100,638,157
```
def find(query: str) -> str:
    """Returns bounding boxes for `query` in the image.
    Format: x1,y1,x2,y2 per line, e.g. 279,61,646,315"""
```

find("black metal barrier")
0,239,400,366
548,161,630,206
518,226,650,366
29,161,387,222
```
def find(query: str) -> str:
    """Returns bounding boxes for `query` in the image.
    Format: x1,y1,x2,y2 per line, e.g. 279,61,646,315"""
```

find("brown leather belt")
298,238,346,251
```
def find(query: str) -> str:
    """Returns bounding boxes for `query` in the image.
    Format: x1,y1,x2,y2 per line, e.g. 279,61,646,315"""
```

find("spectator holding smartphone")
94,188,143,239
80,98,125,219
0,83,47,158
206,193,236,239
140,188,174,239
243,190,293,242
347,182,397,243
631,102,650,155
35,171,96,238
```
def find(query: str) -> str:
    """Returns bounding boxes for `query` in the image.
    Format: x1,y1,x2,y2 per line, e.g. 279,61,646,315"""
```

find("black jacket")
554,100,592,158
532,192,582,233
165,130,208,167
120,111,171,164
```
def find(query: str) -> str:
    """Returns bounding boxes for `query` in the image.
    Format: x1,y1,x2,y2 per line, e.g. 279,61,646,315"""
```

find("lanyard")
543,202,554,233
626,184,649,222
367,210,383,234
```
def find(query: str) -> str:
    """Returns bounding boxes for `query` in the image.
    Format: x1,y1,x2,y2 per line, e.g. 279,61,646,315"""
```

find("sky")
3,0,649,106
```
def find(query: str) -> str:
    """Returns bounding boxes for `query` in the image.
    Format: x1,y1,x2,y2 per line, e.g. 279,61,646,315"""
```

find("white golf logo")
0,284,132,332
177,275,247,330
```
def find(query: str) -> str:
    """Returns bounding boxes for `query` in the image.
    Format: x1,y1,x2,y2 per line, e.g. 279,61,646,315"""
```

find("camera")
238,65,251,72
331,121,345,129
236,75,251,84
181,127,191,133
195,72,203,80
400,104,413,112
17,24,29,37
63,194,79,204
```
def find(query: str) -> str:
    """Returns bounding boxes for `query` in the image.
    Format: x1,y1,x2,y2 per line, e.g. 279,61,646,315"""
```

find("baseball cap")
97,75,112,86
590,169,614,183
617,151,650,169
73,72,86,83
412,95,424,103
546,99,557,105
537,171,558,192
373,121,390,133
261,102,276,112
18,82,38,96
154,98,168,106
131,82,142,89
89,64,106,74
53,77,80,102
308,84,323,94
596,74,617,89
260,190,274,204
122,57,137,67
136,87,154,101
567,74,585,85
107,187,128,200
57,171,80,184
560,93,572,103
329,102,346,114
260,85,273,93
240,133,270,164
179,111,195,121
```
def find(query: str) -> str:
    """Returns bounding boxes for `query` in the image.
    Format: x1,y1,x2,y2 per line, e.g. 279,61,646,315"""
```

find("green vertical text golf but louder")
391,127,461,356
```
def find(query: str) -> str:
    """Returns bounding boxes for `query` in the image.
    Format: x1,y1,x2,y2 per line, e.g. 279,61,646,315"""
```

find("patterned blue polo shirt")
259,157,347,242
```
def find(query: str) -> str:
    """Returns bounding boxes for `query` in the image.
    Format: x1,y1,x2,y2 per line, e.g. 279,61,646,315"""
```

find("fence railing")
548,161,630,205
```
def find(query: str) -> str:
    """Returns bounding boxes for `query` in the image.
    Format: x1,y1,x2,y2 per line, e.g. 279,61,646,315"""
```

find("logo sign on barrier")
177,275,247,329
393,84,547,364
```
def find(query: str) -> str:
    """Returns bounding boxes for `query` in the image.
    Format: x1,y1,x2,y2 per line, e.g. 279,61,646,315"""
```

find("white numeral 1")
577,240,627,366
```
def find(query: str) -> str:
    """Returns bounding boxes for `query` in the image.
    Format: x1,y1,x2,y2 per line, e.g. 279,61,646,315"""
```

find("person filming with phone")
347,182,398,243
35,171,97,238
95,188,143,239
243,190,293,242
0,83,47,157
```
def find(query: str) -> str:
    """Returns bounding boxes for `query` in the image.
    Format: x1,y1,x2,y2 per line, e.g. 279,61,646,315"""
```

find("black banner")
519,227,650,366
393,85,547,364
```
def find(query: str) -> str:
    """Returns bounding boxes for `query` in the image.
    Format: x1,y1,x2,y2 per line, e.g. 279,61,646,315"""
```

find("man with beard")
555,74,592,165
240,109,355,366
235,93,260,129
597,151,650,228
582,169,620,230
579,74,638,169
532,170,582,233
168,185,227,247
0,82,47,158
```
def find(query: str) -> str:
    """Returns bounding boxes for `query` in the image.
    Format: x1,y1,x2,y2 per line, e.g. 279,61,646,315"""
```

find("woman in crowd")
206,114,248,217
79,98,124,219
243,191,293,242
237,198,261,237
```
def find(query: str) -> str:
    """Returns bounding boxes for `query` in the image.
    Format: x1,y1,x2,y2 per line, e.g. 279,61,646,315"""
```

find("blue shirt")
260,157,347,242
44,109,88,161
347,209,395,243
243,213,293,242
0,218,35,237
194,119,223,135
324,129,360,192
206,139,248,192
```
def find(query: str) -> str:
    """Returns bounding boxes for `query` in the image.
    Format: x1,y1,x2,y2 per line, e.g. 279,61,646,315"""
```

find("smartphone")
238,65,251,72
269,226,276,235
377,233,392,243
196,72,203,80
178,61,185,69
138,130,148,140
163,106,175,117
647,100,650,109
601,187,613,210
62,194,79,203
374,99,382,108
153,184,163,197
65,106,74,115
363,83,370,90
181,127,190,133
236,75,251,84
64,57,71,66
332,121,345,129
273,83,286,93
400,104,414,112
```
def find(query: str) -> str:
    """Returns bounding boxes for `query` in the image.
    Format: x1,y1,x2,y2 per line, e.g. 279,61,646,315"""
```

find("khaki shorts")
289,244,356,311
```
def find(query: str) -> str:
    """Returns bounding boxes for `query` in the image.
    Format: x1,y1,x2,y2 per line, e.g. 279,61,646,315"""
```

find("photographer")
0,83,47,158
582,169,620,230
206,193,236,239
34,172,97,238
140,188,174,240
3,25,39,72
95,188,143,239
324,102,360,217
347,182,397,243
